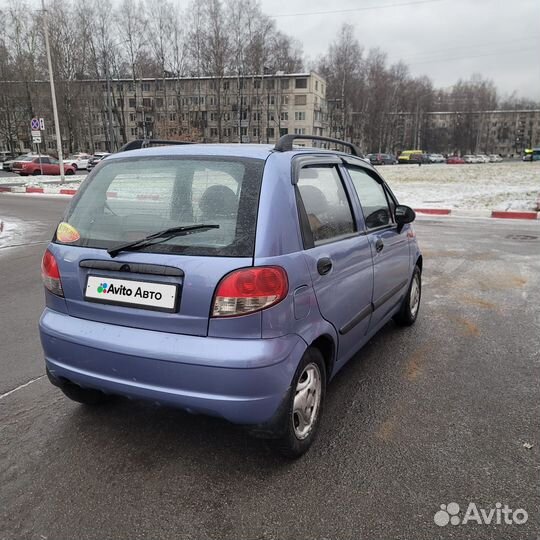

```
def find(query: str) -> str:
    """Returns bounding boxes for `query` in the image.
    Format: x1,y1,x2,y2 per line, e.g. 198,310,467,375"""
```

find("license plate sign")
85,275,178,312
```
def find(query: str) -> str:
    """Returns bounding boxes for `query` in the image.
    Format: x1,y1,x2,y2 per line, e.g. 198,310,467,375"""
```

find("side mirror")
395,205,416,232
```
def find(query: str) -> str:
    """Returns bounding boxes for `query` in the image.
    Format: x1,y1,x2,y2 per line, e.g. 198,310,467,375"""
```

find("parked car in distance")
488,154,503,162
398,149,424,163
446,155,465,164
2,153,35,172
86,152,111,171
64,153,91,170
367,153,397,165
13,156,76,176
0,151,15,163
476,154,490,163
39,135,423,458
427,153,445,163
408,153,430,164
463,155,480,164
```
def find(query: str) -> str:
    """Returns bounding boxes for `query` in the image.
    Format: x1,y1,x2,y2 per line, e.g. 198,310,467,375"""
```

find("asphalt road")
1,193,539,540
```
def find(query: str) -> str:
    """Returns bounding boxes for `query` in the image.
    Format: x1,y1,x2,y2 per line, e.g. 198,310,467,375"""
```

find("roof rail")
118,139,195,152
274,134,363,157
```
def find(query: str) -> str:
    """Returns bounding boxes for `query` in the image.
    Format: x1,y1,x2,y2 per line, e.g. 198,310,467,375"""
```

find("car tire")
268,347,326,459
59,380,116,406
393,265,421,326
32,169,41,175
66,169,75,175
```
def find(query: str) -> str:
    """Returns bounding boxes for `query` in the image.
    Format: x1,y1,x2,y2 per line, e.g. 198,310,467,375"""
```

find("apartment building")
0,72,327,154
390,109,540,155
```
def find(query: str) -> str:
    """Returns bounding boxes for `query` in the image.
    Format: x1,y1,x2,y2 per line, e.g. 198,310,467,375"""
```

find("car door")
295,157,374,364
345,164,411,331
37,157,51,174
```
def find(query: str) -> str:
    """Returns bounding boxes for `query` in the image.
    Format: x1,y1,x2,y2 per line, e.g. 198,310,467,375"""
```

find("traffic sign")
39,118,45,130
31,118,40,130
31,130,41,137
32,134,42,144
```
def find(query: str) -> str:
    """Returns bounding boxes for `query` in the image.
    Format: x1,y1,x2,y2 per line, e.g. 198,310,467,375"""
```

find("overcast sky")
260,0,540,99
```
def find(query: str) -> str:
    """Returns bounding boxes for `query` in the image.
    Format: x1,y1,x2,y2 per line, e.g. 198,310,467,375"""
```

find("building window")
130,127,137,136
294,95,307,106
253,112,261,121
280,112,288,121
129,113,136,122
295,78,307,89
252,127,259,137
315,80,318,91
269,113,275,122
155,98,163,108
223,81,230,90
269,95,276,106
279,127,288,136
295,111,306,121
241,127,247,136
283,95,289,105
280,79,289,90
210,128,218,137
254,79,261,89
142,98,152,108
294,128,306,135
241,111,248,121
169,113,176,122
267,127,275,138
141,83,151,92
266,79,275,90
116,98,123,107
128,98,136,108
209,96,215,106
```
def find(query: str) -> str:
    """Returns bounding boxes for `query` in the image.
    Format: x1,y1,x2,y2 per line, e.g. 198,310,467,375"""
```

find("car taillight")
212,266,288,317
41,249,63,296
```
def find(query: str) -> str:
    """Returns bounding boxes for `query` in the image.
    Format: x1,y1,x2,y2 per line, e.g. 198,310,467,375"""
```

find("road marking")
0,375,45,400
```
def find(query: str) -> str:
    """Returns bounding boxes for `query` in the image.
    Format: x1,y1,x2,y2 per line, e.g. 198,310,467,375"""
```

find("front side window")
347,167,393,229
297,166,355,246
61,157,264,257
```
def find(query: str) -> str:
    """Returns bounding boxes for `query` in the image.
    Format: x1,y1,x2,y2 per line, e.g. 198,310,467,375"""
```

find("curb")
414,208,451,215
490,211,539,220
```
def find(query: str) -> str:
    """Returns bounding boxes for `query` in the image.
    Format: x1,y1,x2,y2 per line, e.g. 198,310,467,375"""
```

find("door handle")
375,238,384,253
317,257,333,275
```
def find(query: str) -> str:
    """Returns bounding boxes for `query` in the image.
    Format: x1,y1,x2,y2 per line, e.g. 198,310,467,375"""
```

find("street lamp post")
41,0,65,183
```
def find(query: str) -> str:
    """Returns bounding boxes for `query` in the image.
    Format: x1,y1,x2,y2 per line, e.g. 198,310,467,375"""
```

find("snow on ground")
2,162,538,212
0,217,30,250
377,161,540,211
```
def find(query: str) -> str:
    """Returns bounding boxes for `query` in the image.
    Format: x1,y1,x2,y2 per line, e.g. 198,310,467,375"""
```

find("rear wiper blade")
107,224,220,257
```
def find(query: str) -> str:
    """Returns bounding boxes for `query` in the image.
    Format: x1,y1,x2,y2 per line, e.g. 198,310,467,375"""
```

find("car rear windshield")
60,156,265,257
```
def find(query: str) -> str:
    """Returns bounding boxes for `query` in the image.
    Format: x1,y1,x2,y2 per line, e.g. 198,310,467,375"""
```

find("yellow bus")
398,150,424,163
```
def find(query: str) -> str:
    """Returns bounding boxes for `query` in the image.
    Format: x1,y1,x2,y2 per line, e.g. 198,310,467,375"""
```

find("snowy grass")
378,161,540,211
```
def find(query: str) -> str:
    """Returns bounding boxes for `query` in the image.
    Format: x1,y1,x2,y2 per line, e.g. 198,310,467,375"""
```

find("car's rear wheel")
66,168,75,175
268,347,326,458
394,265,421,326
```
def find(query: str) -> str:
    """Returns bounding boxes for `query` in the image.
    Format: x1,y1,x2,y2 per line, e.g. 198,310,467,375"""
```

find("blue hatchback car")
40,135,422,457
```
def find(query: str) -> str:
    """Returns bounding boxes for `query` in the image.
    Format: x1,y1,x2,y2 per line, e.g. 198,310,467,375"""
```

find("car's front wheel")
394,265,421,326
269,347,326,458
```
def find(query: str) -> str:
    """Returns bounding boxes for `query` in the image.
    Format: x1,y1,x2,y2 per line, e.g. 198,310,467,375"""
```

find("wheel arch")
308,334,336,381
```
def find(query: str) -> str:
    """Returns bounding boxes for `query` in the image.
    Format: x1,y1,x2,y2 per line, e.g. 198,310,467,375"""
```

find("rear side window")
297,166,355,246
61,156,264,257
347,167,393,229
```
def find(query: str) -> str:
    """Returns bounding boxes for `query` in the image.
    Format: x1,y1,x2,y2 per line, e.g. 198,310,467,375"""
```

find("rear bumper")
39,308,306,425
